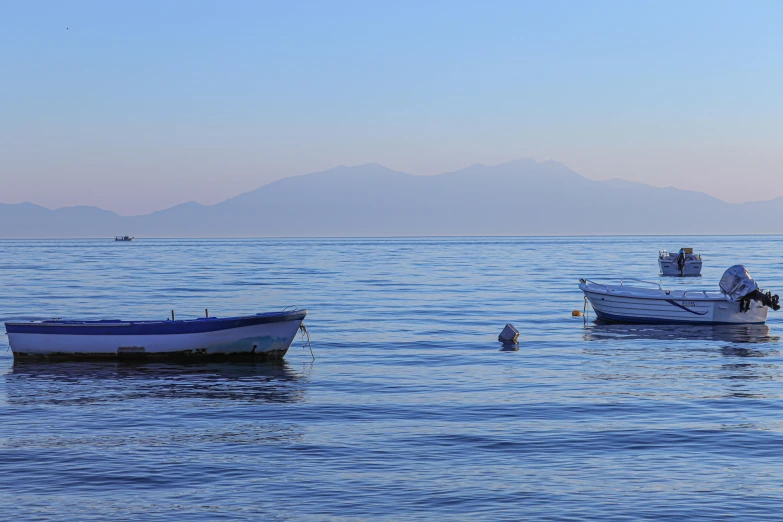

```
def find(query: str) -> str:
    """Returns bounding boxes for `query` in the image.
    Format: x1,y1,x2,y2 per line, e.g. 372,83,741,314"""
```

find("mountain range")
2,159,781,237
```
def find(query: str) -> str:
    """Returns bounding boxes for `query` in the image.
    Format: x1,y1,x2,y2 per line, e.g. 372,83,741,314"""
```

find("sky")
1,0,782,215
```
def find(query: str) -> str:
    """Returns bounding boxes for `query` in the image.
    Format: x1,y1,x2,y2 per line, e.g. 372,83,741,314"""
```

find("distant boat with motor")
114,236,134,241
4,309,307,360
579,265,779,325
659,248,702,276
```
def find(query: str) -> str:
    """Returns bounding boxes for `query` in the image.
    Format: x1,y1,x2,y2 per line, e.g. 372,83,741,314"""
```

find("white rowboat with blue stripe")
579,279,768,325
5,310,307,360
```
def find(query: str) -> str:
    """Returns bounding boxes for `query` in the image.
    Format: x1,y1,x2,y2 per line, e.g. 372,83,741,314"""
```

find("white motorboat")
659,248,702,276
4,309,307,360
579,265,779,325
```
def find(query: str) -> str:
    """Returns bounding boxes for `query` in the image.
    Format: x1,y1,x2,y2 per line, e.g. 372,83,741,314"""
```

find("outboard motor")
719,265,780,312
677,249,686,274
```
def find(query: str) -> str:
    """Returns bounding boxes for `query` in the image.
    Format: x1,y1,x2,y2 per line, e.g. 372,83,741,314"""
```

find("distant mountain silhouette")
2,159,781,237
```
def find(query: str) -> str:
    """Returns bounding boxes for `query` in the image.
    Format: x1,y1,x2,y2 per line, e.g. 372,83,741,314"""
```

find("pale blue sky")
1,0,781,215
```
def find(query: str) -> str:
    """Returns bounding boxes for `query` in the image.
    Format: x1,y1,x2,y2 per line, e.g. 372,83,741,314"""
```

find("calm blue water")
2,237,783,520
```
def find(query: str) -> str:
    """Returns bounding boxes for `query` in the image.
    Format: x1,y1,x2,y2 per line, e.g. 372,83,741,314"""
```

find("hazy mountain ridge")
2,160,781,237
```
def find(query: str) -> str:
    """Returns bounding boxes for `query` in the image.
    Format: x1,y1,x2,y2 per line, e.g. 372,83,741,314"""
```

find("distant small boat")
579,266,779,325
114,236,134,241
659,248,701,276
5,310,307,360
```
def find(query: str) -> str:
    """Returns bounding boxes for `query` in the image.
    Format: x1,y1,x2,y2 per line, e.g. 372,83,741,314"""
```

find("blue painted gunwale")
4,310,307,336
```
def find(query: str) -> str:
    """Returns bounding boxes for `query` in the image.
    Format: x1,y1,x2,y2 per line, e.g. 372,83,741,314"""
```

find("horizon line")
3,233,783,240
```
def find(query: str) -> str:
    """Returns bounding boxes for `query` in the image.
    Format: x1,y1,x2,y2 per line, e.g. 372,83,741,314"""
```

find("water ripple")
1,237,783,520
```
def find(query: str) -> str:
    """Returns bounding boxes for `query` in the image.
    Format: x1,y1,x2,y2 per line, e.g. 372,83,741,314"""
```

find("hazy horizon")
2,1,782,215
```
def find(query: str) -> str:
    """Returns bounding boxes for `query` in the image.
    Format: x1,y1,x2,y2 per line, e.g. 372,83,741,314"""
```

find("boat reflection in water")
7,360,308,406
583,322,779,345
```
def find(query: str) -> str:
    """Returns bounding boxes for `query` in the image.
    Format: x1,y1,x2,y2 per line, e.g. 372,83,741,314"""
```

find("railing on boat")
682,290,710,298
620,278,662,290
580,278,609,291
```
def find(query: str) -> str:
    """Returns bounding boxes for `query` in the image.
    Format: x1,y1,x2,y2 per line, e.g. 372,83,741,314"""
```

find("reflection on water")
720,346,772,358
5,360,307,406
1,360,308,453
583,322,780,344
580,322,782,402
719,361,773,399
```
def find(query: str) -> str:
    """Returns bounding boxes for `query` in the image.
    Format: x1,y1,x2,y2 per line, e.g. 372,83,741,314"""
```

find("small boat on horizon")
579,265,779,325
114,236,134,241
659,248,702,276
4,309,307,360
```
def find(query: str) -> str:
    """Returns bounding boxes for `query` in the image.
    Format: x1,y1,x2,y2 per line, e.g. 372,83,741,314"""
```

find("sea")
1,236,783,520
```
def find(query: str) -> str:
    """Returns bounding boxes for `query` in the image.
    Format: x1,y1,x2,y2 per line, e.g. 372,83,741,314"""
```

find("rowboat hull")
5,311,306,360
580,283,767,325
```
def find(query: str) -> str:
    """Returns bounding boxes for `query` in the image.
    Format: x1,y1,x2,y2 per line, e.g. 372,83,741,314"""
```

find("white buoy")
498,323,519,343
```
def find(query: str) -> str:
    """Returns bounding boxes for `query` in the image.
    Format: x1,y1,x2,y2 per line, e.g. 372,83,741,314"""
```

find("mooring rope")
583,296,589,324
299,322,314,360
